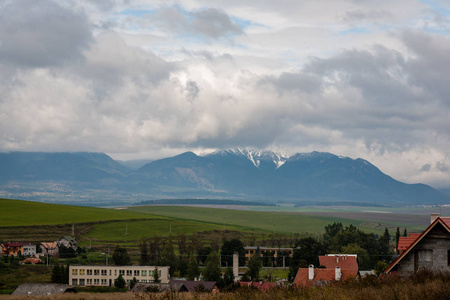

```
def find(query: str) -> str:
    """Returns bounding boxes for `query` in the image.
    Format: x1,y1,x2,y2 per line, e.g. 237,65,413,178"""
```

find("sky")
1,0,450,188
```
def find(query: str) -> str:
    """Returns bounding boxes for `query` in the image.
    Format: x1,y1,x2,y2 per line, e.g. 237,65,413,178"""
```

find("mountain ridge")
0,149,448,206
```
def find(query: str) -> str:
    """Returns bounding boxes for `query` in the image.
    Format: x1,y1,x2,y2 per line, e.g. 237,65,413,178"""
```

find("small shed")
12,283,77,296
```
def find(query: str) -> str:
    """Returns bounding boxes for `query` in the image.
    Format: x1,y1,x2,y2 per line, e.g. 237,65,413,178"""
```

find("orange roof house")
294,265,358,287
397,233,421,252
1,242,24,256
385,214,450,276
319,255,358,271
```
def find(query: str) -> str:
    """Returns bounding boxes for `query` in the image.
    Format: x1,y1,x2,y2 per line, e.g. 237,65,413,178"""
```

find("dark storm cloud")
0,0,92,68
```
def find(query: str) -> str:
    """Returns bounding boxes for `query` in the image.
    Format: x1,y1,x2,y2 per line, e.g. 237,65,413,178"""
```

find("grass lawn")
84,218,244,242
0,198,160,226
125,206,380,235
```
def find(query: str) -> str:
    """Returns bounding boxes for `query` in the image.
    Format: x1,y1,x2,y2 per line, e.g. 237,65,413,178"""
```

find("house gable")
385,217,450,275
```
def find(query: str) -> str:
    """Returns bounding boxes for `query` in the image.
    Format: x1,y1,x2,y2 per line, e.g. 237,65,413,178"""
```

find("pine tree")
153,267,160,283
223,267,235,287
115,274,126,288
51,263,61,283
139,240,149,266
186,255,200,280
403,228,408,237
246,252,262,281
203,251,222,282
395,227,400,245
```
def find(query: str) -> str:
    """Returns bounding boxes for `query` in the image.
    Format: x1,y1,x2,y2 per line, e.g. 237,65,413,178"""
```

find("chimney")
335,267,342,281
336,255,339,263
308,264,314,280
431,213,440,224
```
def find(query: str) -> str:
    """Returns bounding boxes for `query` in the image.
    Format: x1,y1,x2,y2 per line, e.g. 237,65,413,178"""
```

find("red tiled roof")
21,258,43,264
318,255,358,271
294,268,358,287
2,242,24,247
397,234,421,251
385,216,450,273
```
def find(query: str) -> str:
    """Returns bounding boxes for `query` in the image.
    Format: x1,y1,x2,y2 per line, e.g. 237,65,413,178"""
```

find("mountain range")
0,149,448,206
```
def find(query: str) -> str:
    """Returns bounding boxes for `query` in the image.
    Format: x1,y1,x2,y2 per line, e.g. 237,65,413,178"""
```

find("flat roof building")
69,265,170,287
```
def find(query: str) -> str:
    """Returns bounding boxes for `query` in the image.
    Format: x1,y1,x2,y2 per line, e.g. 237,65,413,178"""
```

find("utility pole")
125,223,128,236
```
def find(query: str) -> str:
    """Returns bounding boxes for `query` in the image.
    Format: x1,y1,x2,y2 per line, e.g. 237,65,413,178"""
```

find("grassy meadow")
0,199,158,226
125,205,415,235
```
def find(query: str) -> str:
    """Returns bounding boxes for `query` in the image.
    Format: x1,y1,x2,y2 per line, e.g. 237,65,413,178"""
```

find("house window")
72,269,78,275
94,269,99,276
126,270,132,276
87,269,92,275
101,270,107,276
134,270,140,276
418,250,433,262
87,279,92,285
79,269,85,275
79,279,85,286
119,270,125,276
149,270,153,276
115,270,117,276
101,279,107,285
94,279,99,285
72,279,78,285
141,270,147,276
142,280,147,283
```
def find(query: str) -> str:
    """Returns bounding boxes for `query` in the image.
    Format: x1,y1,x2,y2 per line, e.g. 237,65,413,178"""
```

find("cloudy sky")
1,0,450,188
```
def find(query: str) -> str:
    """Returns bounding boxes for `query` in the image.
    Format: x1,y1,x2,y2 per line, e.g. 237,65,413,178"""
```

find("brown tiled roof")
169,280,218,292
385,216,450,273
294,268,357,287
12,283,76,295
318,255,358,271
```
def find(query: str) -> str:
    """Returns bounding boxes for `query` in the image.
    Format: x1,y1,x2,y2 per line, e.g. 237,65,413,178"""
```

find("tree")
115,274,126,288
403,228,408,237
153,267,160,283
288,237,325,281
203,251,222,282
51,263,62,283
160,237,177,275
130,277,138,289
186,256,200,281
341,243,370,270
246,252,262,281
139,240,149,266
112,245,131,265
395,227,401,246
220,239,245,267
223,267,235,287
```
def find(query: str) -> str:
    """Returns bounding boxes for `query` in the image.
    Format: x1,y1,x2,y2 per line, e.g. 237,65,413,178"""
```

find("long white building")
69,265,170,286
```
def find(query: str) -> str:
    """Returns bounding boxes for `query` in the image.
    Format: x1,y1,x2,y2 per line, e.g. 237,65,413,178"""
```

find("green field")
0,199,158,226
1,198,435,244
124,205,396,235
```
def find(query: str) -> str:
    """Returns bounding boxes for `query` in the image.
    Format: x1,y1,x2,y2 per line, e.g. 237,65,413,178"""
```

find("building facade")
244,246,293,266
69,265,170,287
22,243,36,257
385,214,450,276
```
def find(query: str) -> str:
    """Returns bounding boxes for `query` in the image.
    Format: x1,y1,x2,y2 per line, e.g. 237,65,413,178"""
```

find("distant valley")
0,149,448,207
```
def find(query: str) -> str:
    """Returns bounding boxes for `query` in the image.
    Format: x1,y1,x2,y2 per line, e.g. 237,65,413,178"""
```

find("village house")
1,242,24,257
12,283,76,296
294,254,359,287
385,213,450,276
57,236,77,250
69,265,170,287
22,243,37,257
169,280,220,293
39,242,59,257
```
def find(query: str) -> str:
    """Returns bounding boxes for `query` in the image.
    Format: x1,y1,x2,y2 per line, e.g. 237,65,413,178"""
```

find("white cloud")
1,0,450,188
